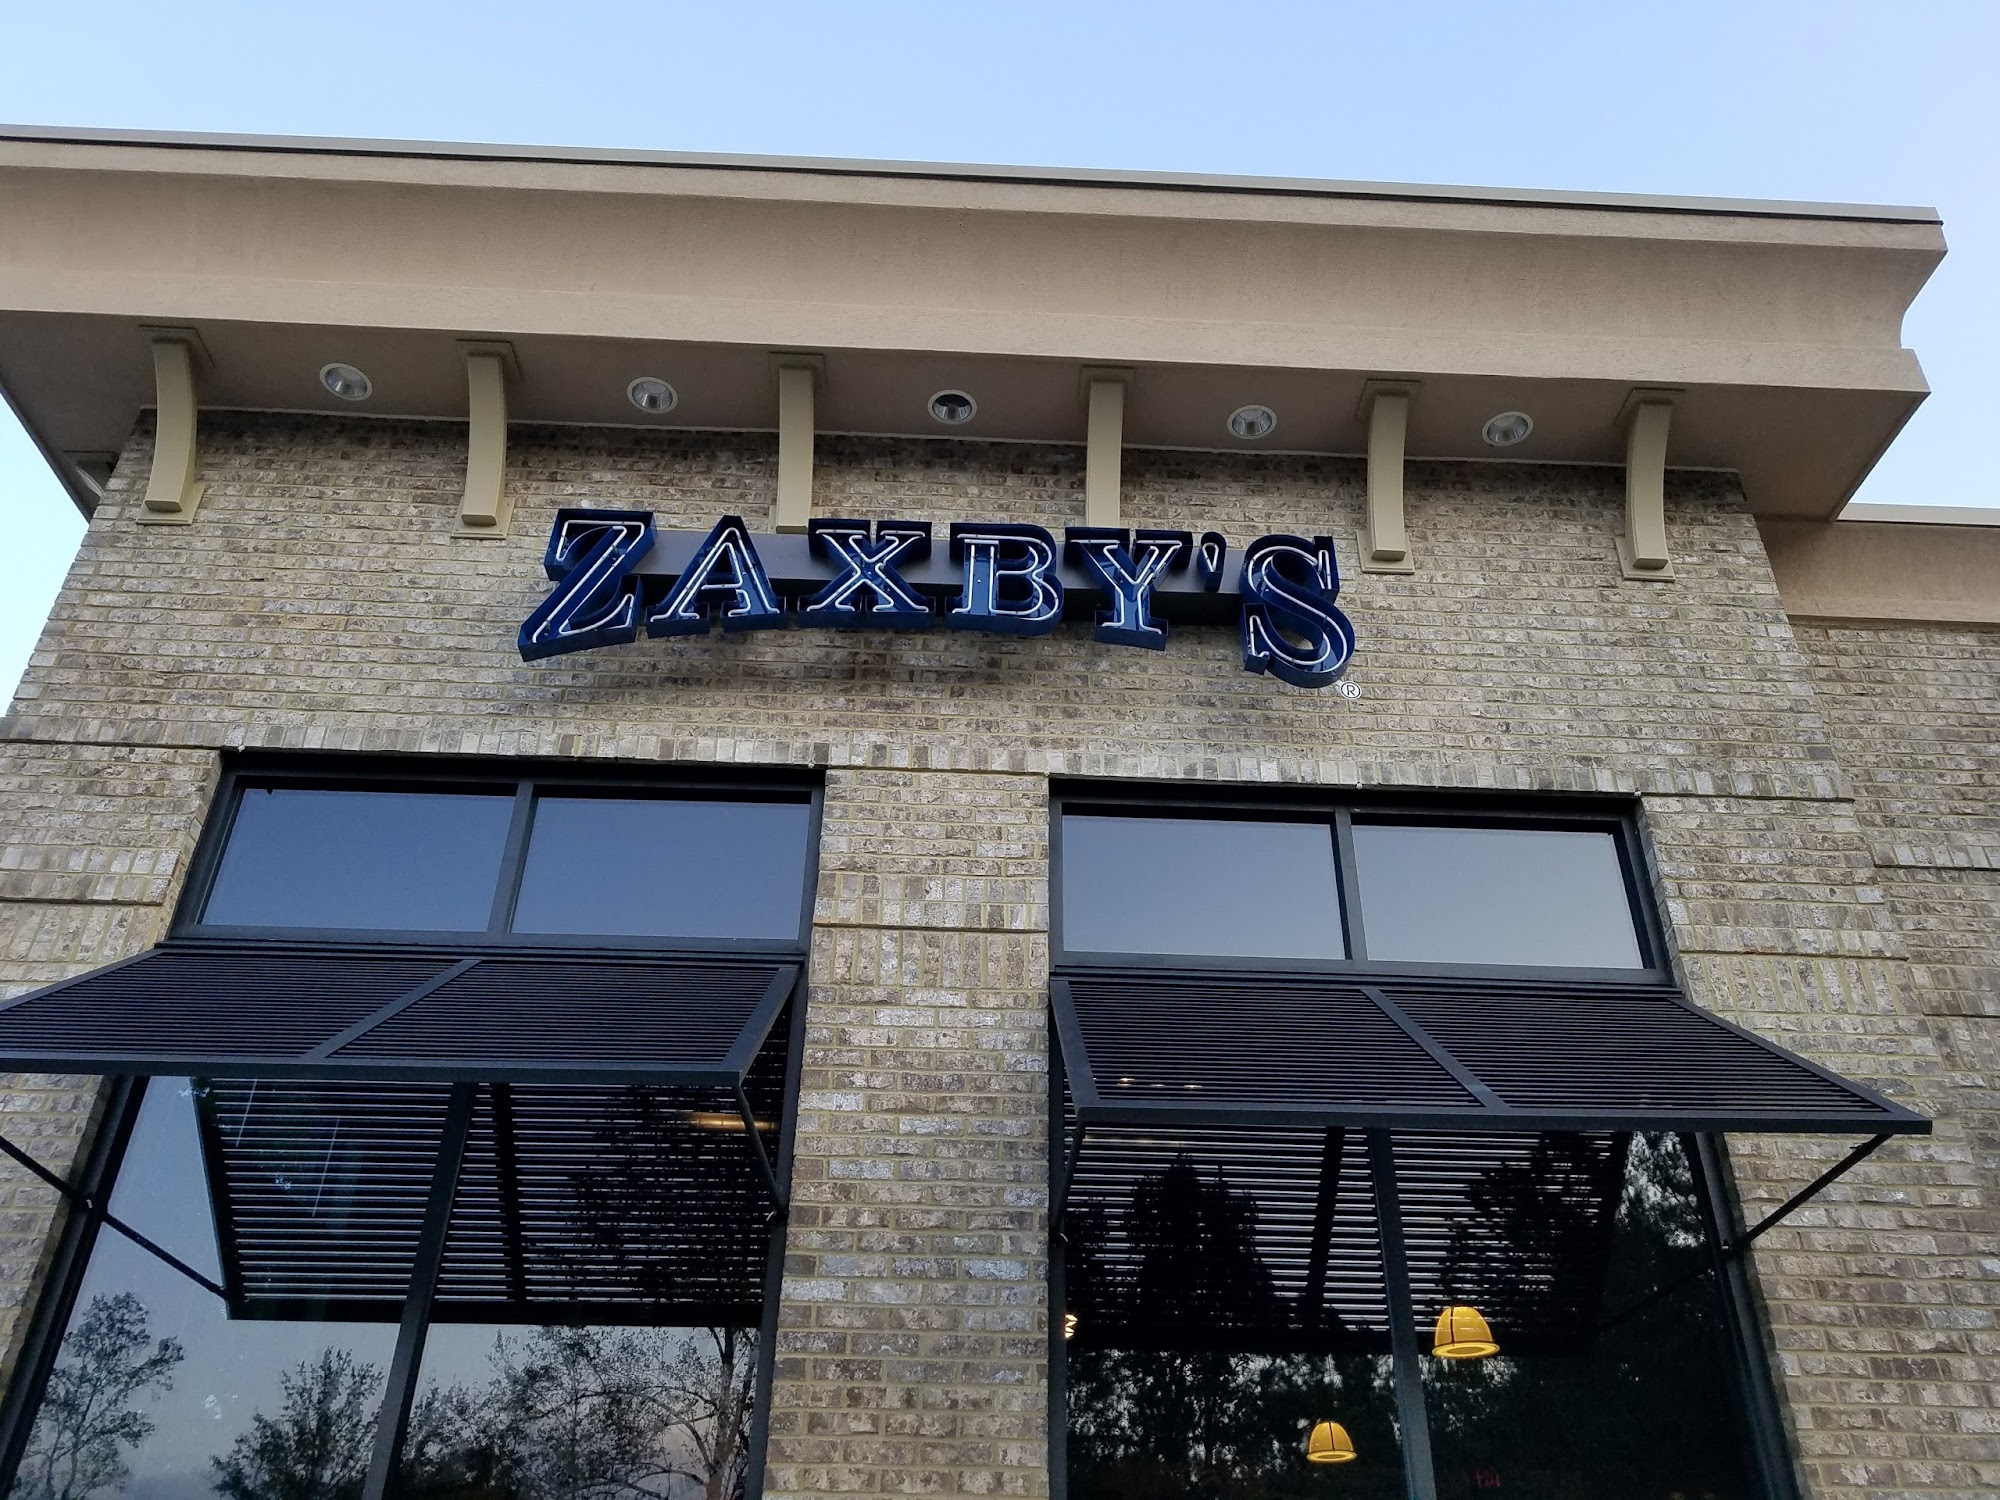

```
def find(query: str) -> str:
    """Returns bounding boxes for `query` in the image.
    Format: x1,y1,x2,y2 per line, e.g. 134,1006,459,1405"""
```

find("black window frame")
1046,781,1802,1500
1051,784,1671,984
181,755,823,953
0,753,822,1500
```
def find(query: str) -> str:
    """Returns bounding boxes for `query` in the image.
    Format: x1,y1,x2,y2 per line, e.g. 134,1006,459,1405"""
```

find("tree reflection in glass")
399,1081,768,1500
401,1324,755,1500
5,1080,400,1500
1421,1134,1759,1500
6,1077,772,1500
1066,1156,1403,1500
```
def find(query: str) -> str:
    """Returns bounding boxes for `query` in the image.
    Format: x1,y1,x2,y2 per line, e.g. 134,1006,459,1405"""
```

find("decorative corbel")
134,328,210,525
1617,388,1681,580
1358,379,1418,573
1081,367,1132,528
771,353,824,534
454,341,521,538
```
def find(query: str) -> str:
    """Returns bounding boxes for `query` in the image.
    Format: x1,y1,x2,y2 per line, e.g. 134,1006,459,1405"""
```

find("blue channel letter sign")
520,510,1356,690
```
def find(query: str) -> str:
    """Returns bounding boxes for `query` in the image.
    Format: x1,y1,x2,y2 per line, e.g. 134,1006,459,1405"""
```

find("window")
1047,786,1829,1500
511,795,812,940
1056,794,1657,974
0,758,820,1500
204,788,515,931
1350,822,1642,968
1059,1128,1764,1500
189,766,817,947
1060,814,1344,960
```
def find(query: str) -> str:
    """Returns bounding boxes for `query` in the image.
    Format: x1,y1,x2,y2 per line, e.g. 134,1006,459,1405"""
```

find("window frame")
1050,783,1672,985
179,755,824,954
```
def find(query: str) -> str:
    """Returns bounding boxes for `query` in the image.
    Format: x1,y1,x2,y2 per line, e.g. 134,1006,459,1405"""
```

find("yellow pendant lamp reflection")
1432,1304,1500,1359
1305,1420,1356,1464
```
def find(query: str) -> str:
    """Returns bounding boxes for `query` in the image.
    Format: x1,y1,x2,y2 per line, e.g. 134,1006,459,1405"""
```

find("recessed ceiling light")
928,390,977,425
1228,404,1277,440
627,376,678,415
1482,411,1534,447
319,363,372,402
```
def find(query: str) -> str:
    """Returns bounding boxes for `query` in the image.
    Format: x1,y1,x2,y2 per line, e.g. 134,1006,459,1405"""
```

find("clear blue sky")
2,0,1995,701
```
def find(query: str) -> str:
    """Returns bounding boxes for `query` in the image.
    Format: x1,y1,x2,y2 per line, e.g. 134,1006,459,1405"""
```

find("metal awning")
194,1074,782,1325
1052,971,1928,1135
1051,969,1928,1360
0,940,803,1324
0,940,798,1085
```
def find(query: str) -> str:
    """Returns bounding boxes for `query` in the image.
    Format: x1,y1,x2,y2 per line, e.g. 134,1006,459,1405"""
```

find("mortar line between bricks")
1674,948,1912,962
0,897,166,907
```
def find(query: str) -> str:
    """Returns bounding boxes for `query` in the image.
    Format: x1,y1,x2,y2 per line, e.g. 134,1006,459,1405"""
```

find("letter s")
1239,534,1356,689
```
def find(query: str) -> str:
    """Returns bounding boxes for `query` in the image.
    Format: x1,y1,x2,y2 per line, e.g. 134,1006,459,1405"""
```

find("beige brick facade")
0,416,1991,1498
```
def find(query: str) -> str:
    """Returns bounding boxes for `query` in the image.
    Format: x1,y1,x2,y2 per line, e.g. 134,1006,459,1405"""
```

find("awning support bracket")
734,1081,788,1213
0,1130,226,1300
1598,1131,1894,1334
1734,1131,1890,1252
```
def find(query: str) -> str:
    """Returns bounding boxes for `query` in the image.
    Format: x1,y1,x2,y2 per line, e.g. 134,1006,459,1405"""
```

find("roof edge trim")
0,123,1943,225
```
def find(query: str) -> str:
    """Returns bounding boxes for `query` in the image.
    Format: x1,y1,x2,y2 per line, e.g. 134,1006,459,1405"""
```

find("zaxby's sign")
518,510,1356,689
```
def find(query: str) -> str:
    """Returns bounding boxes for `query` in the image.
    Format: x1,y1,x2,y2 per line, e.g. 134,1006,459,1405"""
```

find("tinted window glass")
1420,1134,1758,1500
202,788,514,931
1352,824,1643,968
511,797,812,939
8,1078,408,1500
1061,814,1344,959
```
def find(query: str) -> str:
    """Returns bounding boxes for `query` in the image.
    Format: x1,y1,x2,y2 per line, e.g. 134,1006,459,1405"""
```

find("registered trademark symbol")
1336,679,1362,699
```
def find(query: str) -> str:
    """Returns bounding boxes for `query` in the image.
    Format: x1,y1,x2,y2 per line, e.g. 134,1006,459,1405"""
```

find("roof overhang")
0,127,1945,522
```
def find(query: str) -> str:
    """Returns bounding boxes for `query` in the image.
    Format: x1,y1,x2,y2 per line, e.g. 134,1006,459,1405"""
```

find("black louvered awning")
195,1073,784,1325
1052,971,1927,1136
0,941,804,1325
0,940,799,1085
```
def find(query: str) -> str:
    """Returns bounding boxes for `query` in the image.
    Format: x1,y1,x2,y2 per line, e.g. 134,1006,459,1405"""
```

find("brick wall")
0,413,1986,1497
1782,620,2000,1497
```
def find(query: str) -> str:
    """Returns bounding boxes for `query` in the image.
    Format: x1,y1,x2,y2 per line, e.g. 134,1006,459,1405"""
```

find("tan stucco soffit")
0,130,1946,522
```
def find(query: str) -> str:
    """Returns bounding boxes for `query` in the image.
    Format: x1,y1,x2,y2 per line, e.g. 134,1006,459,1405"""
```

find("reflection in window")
8,1079,403,1500
202,788,514,932
1065,1137,1402,1498
511,797,812,940
1069,1347,1401,1500
7,1076,776,1500
1061,815,1344,959
1063,1133,1759,1498
402,1323,757,1500
1352,824,1644,968
1420,1134,1757,1500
